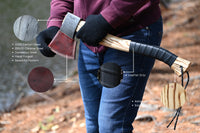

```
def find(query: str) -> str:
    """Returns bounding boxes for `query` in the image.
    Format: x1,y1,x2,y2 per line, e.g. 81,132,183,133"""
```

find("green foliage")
38,115,55,131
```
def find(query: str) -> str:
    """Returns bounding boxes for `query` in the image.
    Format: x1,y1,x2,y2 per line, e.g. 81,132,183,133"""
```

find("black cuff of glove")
97,14,113,32
36,26,59,57
76,14,113,46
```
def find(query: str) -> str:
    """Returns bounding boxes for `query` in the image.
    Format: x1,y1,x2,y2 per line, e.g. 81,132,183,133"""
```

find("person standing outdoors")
36,0,163,132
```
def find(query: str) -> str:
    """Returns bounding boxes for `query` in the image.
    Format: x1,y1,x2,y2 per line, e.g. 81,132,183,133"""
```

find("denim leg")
78,17,163,133
78,43,103,133
98,49,154,133
98,17,163,133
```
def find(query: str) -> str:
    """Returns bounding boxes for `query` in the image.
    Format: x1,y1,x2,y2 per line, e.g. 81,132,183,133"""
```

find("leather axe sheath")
49,13,191,76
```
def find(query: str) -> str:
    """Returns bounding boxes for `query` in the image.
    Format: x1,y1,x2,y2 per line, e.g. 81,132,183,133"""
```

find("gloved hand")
36,26,59,57
76,14,113,46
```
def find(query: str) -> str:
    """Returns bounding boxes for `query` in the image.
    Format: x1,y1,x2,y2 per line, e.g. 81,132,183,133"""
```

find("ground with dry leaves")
1,0,200,132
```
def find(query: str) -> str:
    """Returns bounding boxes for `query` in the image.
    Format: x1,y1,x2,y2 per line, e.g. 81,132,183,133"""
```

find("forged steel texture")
13,15,38,41
60,13,81,39
129,42,177,67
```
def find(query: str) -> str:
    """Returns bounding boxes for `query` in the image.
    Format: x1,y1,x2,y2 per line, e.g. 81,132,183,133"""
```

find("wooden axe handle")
76,21,191,76
77,21,130,52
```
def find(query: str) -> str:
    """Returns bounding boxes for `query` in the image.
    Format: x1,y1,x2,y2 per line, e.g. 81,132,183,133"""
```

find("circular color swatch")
13,15,38,41
28,67,54,92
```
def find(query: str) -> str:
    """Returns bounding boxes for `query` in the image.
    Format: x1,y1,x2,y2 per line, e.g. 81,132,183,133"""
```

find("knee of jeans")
84,106,99,132
98,120,133,133
85,120,99,133
98,115,134,133
98,117,120,133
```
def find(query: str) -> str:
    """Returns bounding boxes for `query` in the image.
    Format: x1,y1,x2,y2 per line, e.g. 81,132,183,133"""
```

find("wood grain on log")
161,83,187,110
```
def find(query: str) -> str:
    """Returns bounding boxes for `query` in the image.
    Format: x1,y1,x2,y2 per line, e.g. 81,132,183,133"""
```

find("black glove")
36,26,59,57
76,14,113,46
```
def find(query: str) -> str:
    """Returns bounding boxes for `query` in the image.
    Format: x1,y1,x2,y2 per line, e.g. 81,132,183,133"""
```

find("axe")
49,13,191,76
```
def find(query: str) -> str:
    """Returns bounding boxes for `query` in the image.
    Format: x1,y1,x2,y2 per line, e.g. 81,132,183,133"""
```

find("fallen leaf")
79,123,85,127
31,126,40,133
51,125,59,131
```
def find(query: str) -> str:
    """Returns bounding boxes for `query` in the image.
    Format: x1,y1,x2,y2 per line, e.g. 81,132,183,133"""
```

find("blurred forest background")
0,0,200,133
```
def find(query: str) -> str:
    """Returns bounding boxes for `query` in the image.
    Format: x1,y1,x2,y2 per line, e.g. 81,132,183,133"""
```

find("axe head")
49,13,81,59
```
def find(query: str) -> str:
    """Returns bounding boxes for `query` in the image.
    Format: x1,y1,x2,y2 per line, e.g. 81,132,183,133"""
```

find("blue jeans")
78,17,163,133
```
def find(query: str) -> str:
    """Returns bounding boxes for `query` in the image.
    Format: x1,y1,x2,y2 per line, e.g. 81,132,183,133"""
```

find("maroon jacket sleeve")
101,0,149,29
47,0,74,28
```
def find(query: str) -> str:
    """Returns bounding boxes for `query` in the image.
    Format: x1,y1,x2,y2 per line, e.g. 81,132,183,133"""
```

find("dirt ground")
1,0,200,132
